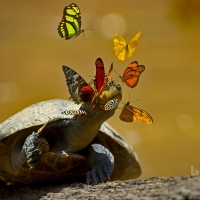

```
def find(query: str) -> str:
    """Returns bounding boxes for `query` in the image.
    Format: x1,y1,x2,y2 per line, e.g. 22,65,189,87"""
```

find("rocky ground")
0,176,200,200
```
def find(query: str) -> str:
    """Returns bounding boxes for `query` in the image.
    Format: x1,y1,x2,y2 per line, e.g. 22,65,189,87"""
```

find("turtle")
0,71,141,185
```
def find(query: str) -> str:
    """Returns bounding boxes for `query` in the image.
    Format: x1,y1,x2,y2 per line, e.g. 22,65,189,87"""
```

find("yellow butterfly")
113,30,142,61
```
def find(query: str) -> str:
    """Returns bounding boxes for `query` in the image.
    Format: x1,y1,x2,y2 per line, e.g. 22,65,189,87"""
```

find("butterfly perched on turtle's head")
95,58,105,92
62,65,94,104
91,58,115,105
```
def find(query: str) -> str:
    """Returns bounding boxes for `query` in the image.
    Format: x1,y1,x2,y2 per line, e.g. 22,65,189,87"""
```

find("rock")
0,176,200,199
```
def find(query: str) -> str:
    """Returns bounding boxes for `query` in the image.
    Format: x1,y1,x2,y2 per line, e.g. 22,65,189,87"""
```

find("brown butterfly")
62,65,94,104
119,101,153,124
116,61,145,88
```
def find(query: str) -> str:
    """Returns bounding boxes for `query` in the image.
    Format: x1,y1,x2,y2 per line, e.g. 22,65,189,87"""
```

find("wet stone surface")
0,176,200,200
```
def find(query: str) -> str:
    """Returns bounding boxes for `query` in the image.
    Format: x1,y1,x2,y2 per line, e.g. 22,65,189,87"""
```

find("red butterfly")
117,61,145,88
79,85,94,103
81,58,109,102
95,58,105,92
92,58,113,103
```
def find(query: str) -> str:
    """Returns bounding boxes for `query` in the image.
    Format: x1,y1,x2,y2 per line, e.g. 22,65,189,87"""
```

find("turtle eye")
114,83,121,89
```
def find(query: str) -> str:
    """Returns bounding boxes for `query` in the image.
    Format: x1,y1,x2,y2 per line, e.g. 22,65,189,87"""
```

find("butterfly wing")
95,58,105,91
126,30,142,60
62,65,94,104
113,31,142,61
122,61,145,88
58,3,82,40
79,85,94,102
91,61,113,105
119,104,153,124
113,34,127,61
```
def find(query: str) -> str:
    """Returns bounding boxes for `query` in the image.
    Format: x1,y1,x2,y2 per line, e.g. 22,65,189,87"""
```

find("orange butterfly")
119,101,153,124
116,61,145,88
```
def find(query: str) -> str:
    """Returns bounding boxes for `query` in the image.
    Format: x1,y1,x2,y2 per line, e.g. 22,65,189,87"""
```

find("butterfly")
36,119,51,136
34,120,51,155
92,60,114,103
62,65,94,104
119,101,153,124
113,30,142,61
102,99,118,111
62,58,114,106
95,58,105,92
61,110,87,116
57,3,92,40
116,61,145,88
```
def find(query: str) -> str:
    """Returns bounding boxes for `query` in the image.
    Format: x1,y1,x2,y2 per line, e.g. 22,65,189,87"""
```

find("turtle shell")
0,99,141,184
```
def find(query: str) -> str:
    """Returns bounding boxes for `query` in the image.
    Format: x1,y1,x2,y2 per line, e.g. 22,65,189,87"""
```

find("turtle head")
99,81,122,107
81,78,122,119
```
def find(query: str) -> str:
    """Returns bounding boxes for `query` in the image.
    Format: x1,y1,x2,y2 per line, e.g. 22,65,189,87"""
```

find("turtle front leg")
22,131,49,169
86,144,114,184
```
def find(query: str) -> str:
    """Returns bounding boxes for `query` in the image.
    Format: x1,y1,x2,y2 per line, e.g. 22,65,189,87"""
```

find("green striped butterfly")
61,110,87,116
57,3,91,40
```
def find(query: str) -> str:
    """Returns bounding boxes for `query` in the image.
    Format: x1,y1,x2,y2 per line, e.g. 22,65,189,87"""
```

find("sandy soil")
0,176,200,200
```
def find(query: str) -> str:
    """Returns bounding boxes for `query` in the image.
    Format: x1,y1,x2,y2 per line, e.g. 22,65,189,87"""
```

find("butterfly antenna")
113,70,120,76
36,119,51,136
107,63,113,77
128,93,140,103
129,99,140,104
112,76,120,79
113,70,123,81
84,25,93,30
88,80,94,86
120,100,127,104
81,25,93,37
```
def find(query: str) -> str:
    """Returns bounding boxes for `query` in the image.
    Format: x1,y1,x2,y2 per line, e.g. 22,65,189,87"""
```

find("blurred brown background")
0,0,200,179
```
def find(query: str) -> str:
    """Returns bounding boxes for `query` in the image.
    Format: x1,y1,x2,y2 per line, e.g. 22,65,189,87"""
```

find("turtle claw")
87,144,114,184
86,169,99,184
99,173,105,183
86,162,109,184
22,131,49,169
